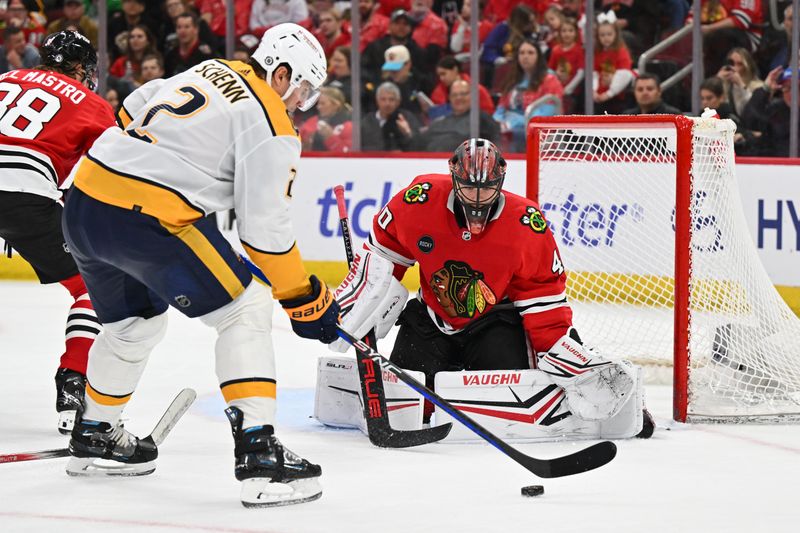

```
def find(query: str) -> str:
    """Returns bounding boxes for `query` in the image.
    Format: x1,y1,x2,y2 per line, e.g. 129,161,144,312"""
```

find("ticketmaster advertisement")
290,156,800,307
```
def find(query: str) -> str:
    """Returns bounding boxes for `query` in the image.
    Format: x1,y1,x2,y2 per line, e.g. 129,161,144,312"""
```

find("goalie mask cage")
526,115,800,423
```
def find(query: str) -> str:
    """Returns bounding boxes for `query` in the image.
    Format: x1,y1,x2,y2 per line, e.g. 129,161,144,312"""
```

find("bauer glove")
279,275,340,344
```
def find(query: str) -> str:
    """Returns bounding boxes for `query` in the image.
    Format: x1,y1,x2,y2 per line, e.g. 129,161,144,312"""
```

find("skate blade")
240,478,322,508
58,410,77,435
66,457,156,477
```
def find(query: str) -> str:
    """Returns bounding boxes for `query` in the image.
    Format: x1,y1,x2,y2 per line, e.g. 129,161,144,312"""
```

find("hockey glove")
537,328,635,421
280,275,340,344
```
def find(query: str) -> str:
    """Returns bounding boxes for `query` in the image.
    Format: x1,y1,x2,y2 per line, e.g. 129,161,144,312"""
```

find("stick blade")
368,422,453,448
516,440,617,479
149,388,197,446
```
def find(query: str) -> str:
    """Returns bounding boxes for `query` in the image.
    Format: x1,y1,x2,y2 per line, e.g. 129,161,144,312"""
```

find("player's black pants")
0,191,78,283
390,298,530,391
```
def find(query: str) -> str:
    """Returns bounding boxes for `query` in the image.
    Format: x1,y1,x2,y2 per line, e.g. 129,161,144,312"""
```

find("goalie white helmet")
251,23,327,112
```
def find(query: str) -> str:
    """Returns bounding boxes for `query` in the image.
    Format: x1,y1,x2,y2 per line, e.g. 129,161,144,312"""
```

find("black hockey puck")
521,485,545,497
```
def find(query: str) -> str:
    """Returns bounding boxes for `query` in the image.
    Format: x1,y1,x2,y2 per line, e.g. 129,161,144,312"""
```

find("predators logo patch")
403,182,431,204
520,206,548,233
430,260,496,319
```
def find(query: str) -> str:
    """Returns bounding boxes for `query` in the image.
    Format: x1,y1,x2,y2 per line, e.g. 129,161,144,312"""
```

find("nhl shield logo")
174,295,191,308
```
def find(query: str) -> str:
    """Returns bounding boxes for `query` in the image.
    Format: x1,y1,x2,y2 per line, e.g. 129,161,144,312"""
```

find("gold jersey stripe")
216,59,298,139
73,156,204,226
243,242,311,300
117,105,133,128
86,383,132,406
158,220,246,300
221,380,277,403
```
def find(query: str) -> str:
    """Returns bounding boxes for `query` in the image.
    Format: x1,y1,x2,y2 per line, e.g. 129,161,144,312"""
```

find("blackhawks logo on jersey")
403,182,431,204
429,260,497,319
520,206,548,233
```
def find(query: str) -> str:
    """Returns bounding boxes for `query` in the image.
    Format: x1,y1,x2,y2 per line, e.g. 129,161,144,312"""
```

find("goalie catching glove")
538,328,635,421
279,275,340,344
329,249,408,352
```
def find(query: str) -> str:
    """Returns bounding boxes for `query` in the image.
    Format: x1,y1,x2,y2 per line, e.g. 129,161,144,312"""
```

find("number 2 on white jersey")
0,82,62,140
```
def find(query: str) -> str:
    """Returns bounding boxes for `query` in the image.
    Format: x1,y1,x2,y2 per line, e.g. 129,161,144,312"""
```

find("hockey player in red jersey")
0,30,115,434
330,138,653,436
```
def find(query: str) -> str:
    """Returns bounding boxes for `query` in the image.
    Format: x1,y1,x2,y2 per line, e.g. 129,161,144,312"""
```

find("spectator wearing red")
449,0,495,56
159,0,218,55
686,0,763,75
593,11,634,114
300,87,352,152
493,38,563,151
109,24,157,87
314,9,351,59
0,0,46,47
377,0,411,18
431,55,495,115
483,0,547,26
358,0,390,52
541,4,565,49
197,0,253,42
548,16,584,95
409,0,448,55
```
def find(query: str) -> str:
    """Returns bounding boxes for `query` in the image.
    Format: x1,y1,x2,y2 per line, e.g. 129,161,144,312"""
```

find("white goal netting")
530,116,800,422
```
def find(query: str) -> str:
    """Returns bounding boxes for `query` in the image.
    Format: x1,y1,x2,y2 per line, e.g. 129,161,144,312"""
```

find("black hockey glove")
279,275,340,344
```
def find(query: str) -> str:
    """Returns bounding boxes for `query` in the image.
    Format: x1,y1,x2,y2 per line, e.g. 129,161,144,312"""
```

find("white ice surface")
1,281,799,533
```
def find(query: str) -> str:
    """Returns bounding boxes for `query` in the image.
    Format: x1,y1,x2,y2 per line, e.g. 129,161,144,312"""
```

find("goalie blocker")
315,356,648,441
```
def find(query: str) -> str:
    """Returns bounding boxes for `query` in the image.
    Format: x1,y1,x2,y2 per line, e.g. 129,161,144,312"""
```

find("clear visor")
284,79,321,112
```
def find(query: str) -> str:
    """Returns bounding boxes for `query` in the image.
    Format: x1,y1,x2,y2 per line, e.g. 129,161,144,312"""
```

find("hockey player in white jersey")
61,24,338,507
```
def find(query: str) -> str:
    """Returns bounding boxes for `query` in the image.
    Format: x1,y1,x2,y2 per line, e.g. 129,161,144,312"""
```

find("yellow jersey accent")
243,242,311,300
86,384,132,406
73,156,204,226
159,220,247,299
221,380,277,402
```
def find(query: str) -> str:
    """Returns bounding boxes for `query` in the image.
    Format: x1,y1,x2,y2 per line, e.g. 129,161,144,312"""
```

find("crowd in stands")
0,0,797,156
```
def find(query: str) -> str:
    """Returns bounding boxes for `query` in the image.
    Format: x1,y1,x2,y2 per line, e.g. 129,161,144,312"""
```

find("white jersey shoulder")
81,59,302,254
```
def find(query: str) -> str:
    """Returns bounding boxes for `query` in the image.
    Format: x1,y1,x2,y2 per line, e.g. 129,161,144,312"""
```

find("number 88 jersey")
0,68,115,200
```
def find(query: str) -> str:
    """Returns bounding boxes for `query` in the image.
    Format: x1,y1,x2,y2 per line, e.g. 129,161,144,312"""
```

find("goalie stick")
241,250,616,477
332,185,451,448
0,388,197,465
335,328,618,478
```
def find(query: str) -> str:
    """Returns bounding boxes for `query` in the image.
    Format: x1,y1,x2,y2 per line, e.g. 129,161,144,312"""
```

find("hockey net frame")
526,114,800,423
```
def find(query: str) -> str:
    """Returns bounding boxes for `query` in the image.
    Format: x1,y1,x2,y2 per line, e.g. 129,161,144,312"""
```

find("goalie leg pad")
329,249,405,352
314,355,425,433
538,329,635,421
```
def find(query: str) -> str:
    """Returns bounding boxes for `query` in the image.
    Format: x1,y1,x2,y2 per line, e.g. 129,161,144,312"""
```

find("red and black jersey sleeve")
505,201,573,354
367,175,432,278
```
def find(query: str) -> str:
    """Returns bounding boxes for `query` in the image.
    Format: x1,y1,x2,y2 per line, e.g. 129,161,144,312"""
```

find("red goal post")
526,115,800,423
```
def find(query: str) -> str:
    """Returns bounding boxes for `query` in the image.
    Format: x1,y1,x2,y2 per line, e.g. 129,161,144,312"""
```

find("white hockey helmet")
252,23,327,112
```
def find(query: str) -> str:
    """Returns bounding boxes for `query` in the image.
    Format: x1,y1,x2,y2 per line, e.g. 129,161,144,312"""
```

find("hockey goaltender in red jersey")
0,30,115,434
327,138,653,439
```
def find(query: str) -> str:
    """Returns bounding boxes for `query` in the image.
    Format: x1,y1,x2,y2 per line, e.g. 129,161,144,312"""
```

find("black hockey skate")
55,368,86,435
66,414,158,477
226,406,322,507
636,408,655,439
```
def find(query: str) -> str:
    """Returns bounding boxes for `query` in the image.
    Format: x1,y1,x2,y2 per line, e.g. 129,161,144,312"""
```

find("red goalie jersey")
0,68,115,200
369,174,573,354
